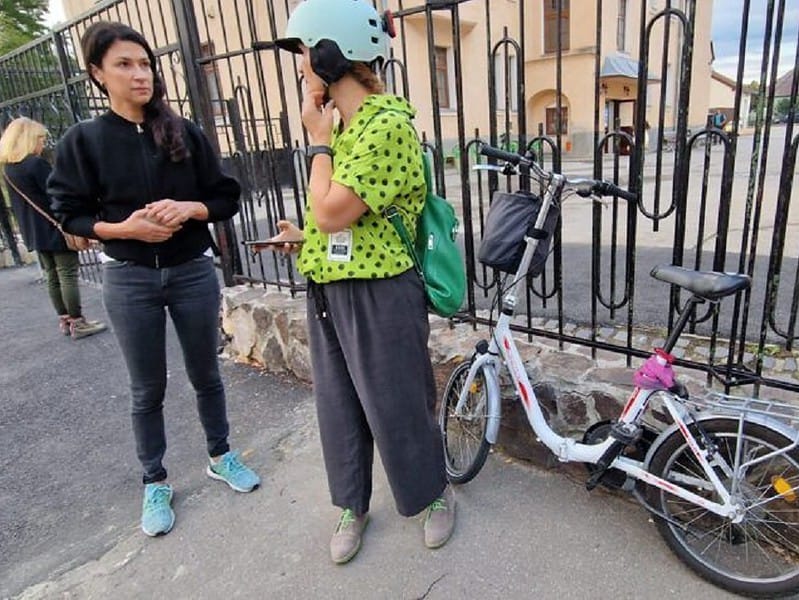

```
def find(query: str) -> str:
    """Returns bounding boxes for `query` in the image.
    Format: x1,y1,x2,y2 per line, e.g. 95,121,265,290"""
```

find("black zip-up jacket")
48,110,240,269
4,155,67,252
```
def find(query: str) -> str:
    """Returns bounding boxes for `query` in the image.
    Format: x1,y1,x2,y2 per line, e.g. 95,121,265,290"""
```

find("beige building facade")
708,70,753,129
61,0,716,158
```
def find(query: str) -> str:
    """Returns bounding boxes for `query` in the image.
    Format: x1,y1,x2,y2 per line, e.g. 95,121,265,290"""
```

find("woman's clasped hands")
123,199,206,242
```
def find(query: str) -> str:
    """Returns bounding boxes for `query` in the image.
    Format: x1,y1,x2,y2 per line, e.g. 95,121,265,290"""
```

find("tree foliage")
0,0,49,56
775,97,798,118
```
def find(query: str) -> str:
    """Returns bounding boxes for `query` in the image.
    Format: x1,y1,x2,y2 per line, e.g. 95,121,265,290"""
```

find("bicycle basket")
478,190,560,277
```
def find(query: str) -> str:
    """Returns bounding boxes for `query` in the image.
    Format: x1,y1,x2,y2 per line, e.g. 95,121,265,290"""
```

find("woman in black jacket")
48,21,259,537
0,117,106,339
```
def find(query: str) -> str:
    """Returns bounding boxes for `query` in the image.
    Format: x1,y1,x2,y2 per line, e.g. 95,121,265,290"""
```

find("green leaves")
0,0,49,55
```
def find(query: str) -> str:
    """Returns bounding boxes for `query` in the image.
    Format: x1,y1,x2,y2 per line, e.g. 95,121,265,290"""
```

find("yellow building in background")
60,0,716,158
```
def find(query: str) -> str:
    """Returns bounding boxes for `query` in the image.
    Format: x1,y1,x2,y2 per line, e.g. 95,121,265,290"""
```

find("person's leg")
164,256,229,457
307,283,375,516
324,271,447,518
165,255,258,492
102,261,169,484
37,251,69,317
50,251,106,339
308,281,373,563
52,251,81,318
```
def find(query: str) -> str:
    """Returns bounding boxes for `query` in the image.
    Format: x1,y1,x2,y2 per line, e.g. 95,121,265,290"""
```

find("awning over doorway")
600,54,659,82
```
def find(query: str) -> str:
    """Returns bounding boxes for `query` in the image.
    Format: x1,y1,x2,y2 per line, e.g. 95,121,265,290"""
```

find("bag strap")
341,106,431,278
3,171,62,231
358,108,430,277
383,149,437,277
385,204,422,276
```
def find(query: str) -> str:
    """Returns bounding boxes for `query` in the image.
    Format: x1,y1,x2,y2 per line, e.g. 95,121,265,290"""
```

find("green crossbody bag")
384,153,466,318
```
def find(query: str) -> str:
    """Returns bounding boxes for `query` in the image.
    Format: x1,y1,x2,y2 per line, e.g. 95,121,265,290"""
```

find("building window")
546,106,569,135
494,53,518,111
434,46,451,109
200,42,224,118
617,0,627,52
544,0,570,53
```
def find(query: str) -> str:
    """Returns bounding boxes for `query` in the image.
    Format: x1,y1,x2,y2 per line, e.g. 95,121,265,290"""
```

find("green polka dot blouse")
297,94,425,283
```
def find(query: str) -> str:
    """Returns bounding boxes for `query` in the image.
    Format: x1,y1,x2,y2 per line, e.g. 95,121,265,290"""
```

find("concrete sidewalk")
1,265,735,599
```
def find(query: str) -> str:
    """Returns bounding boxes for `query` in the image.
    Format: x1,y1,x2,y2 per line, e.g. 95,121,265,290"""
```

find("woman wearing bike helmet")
272,0,454,564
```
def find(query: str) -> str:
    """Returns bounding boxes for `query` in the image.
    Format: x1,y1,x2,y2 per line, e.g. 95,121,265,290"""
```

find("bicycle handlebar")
479,143,529,166
478,142,637,202
591,180,637,202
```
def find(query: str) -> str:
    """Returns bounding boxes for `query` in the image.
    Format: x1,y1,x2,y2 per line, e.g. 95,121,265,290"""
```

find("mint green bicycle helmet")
275,0,394,83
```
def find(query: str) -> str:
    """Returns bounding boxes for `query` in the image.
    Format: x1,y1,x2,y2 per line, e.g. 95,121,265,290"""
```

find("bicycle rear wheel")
439,360,492,484
647,418,799,597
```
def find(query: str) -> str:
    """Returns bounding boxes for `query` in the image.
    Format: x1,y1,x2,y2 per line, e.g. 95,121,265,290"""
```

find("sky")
45,0,64,27
710,0,797,83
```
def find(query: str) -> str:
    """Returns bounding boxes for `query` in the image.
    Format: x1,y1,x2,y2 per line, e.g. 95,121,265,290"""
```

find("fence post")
170,0,238,287
52,31,80,123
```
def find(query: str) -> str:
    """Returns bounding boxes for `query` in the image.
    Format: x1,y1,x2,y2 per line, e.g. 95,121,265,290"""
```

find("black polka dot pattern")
297,95,426,283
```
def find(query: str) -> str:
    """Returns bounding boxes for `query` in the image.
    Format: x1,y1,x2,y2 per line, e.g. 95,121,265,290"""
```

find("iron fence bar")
553,0,563,173
590,0,604,366
171,0,237,286
751,0,782,391
52,32,79,122
590,0,605,360
2,0,798,396
423,1,444,195
0,84,68,109
727,0,756,379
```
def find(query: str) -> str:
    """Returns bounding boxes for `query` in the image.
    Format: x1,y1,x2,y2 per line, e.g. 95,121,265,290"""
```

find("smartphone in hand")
243,239,304,255
243,239,305,247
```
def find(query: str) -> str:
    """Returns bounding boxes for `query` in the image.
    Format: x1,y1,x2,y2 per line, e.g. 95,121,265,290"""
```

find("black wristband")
307,145,333,159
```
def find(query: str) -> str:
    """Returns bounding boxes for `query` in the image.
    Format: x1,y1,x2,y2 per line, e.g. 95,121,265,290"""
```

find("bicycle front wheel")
647,418,799,597
439,360,492,484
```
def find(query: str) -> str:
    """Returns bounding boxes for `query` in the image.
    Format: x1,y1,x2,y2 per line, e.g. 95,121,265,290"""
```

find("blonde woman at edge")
0,117,106,339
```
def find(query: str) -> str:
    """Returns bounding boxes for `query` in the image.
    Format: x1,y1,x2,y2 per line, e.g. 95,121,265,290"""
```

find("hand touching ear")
301,90,335,145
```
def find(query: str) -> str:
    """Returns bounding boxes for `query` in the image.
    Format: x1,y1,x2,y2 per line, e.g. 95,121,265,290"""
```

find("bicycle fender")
483,364,502,444
643,412,799,471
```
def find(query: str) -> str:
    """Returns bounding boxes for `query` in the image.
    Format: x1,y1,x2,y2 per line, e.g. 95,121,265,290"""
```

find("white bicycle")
440,143,799,597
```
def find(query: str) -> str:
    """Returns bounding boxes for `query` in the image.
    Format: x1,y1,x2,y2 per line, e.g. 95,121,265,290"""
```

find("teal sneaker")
206,451,260,492
141,483,175,537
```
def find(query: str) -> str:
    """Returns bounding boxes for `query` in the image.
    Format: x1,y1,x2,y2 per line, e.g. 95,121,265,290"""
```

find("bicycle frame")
454,171,743,519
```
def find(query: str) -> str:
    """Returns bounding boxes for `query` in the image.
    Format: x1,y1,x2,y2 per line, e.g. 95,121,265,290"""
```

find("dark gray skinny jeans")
102,255,229,484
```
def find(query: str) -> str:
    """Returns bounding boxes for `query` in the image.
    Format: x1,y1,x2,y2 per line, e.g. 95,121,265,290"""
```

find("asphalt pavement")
1,264,739,599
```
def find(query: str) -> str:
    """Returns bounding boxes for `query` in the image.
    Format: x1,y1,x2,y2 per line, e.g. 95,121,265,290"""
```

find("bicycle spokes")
441,361,492,484
648,419,799,592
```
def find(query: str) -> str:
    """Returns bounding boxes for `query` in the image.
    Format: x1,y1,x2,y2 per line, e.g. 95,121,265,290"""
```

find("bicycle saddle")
650,265,751,301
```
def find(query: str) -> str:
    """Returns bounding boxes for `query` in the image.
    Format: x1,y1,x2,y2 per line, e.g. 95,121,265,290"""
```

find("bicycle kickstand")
585,422,641,491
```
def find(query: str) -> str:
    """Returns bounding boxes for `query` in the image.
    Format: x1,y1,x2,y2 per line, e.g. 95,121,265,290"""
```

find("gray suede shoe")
330,509,368,564
423,486,456,549
69,317,107,340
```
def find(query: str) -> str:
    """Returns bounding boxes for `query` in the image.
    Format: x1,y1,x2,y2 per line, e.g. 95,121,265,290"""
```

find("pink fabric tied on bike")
633,349,676,390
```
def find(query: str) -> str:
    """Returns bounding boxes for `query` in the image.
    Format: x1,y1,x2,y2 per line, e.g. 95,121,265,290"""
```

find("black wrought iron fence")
1,0,797,396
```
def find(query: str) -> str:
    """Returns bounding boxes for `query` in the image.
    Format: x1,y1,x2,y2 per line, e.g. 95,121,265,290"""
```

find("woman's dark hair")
81,21,188,162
